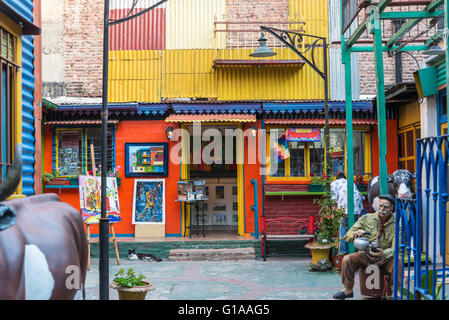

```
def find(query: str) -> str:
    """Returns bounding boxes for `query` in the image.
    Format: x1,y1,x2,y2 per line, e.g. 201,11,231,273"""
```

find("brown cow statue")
0,145,88,299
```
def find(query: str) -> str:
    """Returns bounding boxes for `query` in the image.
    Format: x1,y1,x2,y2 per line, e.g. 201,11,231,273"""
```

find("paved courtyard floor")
85,258,365,300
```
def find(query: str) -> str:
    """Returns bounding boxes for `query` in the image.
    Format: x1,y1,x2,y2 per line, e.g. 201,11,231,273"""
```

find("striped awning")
165,114,257,122
44,120,119,125
264,119,377,125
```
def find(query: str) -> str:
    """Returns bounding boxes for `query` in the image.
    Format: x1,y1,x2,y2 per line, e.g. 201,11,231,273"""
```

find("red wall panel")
109,8,166,50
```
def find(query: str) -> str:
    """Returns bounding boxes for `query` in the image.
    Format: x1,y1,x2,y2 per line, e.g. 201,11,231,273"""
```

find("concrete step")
168,247,256,261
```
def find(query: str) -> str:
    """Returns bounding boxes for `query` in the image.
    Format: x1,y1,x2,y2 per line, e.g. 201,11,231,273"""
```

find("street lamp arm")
260,26,326,79
109,0,169,26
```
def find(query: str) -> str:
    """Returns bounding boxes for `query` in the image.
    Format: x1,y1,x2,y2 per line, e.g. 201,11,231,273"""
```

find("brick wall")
63,0,104,97
357,14,431,96
225,0,289,48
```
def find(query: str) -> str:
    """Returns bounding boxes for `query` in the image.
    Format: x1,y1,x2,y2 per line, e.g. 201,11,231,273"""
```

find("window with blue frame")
0,28,17,183
55,126,115,176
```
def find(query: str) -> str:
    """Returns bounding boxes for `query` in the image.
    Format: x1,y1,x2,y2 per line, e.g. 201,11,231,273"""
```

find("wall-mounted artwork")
125,143,168,177
79,175,120,223
132,179,165,224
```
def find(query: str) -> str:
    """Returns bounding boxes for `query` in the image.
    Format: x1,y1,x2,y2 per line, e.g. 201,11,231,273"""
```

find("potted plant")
355,174,366,192
329,146,343,159
306,174,345,272
42,168,67,185
110,268,155,300
308,173,325,192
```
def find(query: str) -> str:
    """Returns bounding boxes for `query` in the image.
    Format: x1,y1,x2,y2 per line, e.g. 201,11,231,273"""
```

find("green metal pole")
445,0,449,119
371,12,389,194
341,0,355,253
343,48,355,254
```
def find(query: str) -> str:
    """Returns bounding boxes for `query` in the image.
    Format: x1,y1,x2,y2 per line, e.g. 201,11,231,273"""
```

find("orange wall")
44,121,181,236
371,119,398,176
242,122,263,236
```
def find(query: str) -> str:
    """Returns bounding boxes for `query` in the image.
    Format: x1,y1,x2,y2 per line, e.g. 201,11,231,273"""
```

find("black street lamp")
251,26,330,180
99,0,168,300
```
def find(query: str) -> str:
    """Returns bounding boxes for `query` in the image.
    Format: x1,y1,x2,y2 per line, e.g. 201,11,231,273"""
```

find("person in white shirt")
330,171,365,255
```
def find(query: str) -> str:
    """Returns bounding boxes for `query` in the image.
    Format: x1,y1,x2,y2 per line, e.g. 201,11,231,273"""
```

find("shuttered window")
55,127,115,176
0,28,17,183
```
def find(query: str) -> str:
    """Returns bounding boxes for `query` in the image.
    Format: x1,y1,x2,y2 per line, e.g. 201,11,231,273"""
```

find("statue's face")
378,199,393,220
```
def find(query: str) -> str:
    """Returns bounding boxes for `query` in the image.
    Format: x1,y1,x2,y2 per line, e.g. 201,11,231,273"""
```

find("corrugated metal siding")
329,46,360,100
108,50,161,102
166,0,226,49
289,0,328,39
161,49,217,99
216,48,325,100
328,0,357,43
109,7,166,50
2,0,34,22
3,0,36,195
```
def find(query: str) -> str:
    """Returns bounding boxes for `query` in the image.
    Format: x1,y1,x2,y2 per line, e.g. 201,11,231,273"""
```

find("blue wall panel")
2,0,36,195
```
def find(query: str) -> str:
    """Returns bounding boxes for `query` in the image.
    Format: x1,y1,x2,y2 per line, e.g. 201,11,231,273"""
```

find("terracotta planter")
332,255,343,272
305,243,332,264
46,178,69,185
110,281,155,300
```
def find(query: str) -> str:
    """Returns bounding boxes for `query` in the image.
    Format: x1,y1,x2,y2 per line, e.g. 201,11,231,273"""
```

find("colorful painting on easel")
79,175,121,223
132,179,165,224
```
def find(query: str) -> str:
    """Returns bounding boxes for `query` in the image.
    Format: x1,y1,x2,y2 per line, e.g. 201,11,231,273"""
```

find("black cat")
128,248,162,262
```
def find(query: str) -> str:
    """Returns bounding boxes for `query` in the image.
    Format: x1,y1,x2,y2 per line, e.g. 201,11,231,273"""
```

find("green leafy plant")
310,175,326,185
42,168,61,183
112,268,147,288
309,259,333,272
313,164,345,246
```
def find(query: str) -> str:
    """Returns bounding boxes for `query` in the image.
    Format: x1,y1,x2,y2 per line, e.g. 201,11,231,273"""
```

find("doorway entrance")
182,124,242,236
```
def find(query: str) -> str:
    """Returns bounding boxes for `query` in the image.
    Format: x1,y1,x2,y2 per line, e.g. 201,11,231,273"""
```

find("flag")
273,132,290,162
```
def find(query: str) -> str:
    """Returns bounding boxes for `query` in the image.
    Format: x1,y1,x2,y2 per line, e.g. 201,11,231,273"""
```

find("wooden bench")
261,215,315,261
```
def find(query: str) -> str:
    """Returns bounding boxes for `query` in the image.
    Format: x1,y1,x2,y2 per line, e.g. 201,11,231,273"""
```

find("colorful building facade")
41,0,399,238
0,0,41,197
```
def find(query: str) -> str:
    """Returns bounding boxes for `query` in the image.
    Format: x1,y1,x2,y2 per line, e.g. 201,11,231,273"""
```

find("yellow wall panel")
289,0,328,39
161,49,217,98
216,48,324,101
108,50,161,102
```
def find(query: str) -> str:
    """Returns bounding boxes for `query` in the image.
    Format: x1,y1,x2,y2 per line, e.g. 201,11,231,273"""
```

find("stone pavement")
85,258,365,300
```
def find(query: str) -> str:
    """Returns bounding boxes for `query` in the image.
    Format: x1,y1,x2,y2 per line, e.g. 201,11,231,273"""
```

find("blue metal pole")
251,179,259,239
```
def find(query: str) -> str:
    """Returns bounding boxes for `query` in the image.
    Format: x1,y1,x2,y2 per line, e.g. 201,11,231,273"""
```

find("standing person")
333,194,399,299
330,171,365,255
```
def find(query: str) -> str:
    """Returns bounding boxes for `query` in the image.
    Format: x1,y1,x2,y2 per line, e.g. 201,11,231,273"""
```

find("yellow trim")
180,122,246,236
1,13,23,196
266,125,372,182
54,128,83,177
398,123,421,172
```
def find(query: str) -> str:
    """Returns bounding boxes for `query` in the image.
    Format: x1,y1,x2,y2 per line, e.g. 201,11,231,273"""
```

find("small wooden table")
176,199,208,238
85,221,120,270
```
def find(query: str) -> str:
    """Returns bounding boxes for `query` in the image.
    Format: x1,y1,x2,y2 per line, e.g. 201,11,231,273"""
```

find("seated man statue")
333,193,399,300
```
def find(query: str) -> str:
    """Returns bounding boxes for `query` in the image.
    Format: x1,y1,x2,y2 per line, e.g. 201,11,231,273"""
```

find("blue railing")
394,135,448,300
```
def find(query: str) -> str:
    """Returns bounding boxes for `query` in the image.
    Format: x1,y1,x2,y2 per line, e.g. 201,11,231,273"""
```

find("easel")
85,144,120,270
86,220,120,271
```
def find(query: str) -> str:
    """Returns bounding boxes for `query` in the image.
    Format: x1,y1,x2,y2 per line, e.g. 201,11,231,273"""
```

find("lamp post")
250,26,330,182
99,0,168,300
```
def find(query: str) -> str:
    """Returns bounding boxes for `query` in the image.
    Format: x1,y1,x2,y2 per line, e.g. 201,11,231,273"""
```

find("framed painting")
132,179,165,224
125,142,169,177
79,175,121,223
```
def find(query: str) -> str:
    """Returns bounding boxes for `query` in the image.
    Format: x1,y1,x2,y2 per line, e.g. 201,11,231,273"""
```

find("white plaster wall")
41,0,65,85
419,95,443,264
